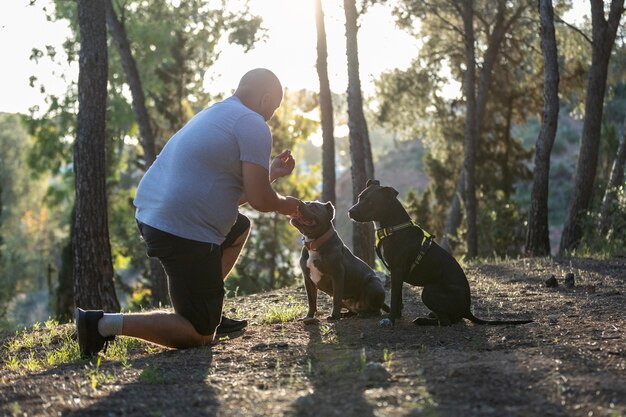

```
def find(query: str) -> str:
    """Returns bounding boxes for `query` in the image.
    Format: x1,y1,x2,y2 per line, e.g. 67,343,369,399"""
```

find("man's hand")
242,162,301,215
269,149,295,182
279,196,301,217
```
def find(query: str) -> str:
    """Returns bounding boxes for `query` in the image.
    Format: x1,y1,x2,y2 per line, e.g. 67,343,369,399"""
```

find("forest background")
0,0,624,329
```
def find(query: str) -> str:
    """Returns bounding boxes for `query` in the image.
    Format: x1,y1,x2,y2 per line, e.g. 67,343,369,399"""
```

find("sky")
0,0,420,115
0,0,588,115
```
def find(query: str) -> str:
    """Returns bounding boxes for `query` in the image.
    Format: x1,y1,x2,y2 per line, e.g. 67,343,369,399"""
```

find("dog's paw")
379,318,393,327
299,316,319,325
341,310,358,318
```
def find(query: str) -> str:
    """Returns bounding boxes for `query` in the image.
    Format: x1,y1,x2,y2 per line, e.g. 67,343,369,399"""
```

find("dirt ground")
1,256,625,417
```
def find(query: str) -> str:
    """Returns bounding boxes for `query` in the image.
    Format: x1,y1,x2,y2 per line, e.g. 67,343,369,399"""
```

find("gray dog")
290,200,389,323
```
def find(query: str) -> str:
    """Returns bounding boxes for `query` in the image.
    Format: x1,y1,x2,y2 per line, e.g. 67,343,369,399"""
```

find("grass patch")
105,336,150,363
261,296,306,324
139,363,166,384
2,319,79,373
85,357,113,390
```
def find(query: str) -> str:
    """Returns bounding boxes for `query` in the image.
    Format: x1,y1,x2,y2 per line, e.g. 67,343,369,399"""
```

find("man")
76,68,301,357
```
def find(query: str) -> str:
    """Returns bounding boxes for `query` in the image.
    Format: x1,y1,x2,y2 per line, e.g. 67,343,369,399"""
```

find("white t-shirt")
134,96,272,244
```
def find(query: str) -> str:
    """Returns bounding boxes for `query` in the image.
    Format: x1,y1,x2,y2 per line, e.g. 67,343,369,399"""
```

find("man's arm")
239,149,295,206
241,162,300,215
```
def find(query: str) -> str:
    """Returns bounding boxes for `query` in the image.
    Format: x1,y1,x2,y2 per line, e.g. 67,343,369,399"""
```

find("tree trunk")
502,95,515,198
315,0,336,206
525,0,560,257
559,0,624,254
442,0,527,255
344,0,375,267
104,0,156,167
461,0,478,259
55,205,75,322
56,237,75,322
440,170,465,253
598,117,626,236
74,0,120,311
105,0,169,306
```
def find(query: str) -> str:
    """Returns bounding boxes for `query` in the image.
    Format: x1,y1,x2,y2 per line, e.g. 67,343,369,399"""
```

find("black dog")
348,180,532,327
290,200,389,323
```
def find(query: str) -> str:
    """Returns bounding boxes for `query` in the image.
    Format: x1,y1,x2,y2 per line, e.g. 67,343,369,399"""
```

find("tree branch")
554,14,593,45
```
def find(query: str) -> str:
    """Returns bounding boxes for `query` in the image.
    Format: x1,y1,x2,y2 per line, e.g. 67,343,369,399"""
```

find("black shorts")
137,214,251,336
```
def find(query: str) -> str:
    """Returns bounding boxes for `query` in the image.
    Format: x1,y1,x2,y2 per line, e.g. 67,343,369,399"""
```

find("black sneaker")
75,308,115,358
216,315,248,334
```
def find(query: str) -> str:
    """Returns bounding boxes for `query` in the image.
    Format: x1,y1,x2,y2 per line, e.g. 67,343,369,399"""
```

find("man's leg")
216,213,251,334
120,311,214,349
76,222,223,357
220,213,251,280
76,308,215,357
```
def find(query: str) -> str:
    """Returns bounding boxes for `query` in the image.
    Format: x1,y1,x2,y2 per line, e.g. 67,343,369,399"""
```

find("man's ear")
366,179,380,187
324,201,335,220
383,186,399,198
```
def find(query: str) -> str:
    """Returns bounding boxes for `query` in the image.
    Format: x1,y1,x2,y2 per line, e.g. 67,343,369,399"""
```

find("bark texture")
461,0,478,259
344,0,375,266
525,0,560,257
559,0,624,253
74,0,120,311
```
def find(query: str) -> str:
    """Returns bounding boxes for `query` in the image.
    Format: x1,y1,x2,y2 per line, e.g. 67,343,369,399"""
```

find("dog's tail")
465,312,532,325
381,303,391,313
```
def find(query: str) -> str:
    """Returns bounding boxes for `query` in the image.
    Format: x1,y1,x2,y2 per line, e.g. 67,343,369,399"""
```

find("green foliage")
377,0,606,258
0,114,64,325
578,185,626,258
477,190,527,258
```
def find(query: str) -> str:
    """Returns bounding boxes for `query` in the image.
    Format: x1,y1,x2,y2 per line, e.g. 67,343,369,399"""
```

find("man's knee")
236,213,251,232
222,213,251,249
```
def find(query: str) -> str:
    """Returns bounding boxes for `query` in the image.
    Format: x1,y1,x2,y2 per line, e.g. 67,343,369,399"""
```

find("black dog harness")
375,220,434,273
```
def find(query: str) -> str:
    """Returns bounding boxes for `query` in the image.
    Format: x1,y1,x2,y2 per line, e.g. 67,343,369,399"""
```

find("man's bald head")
234,68,283,121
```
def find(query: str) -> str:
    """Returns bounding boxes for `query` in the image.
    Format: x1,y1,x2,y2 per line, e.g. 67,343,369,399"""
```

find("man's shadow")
57,334,240,417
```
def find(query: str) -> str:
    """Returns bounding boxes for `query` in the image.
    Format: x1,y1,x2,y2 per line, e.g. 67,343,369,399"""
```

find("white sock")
98,313,124,337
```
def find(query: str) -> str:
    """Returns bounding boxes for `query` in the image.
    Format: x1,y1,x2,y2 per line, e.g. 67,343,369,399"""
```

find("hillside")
2,256,624,417
331,111,591,253
334,138,429,244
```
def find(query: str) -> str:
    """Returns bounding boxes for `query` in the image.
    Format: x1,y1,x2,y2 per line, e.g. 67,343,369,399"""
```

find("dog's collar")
303,228,335,251
375,220,434,271
376,220,432,246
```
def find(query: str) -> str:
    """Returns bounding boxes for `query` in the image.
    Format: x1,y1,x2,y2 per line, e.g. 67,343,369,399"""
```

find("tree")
344,0,375,267
315,0,336,206
559,0,625,254
598,116,626,236
525,0,560,257
460,0,478,258
73,0,120,311
0,114,33,319
104,0,168,306
389,0,533,256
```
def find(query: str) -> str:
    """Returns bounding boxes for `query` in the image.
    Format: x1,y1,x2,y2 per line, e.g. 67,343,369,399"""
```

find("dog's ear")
366,179,380,187
383,186,399,198
324,201,335,220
